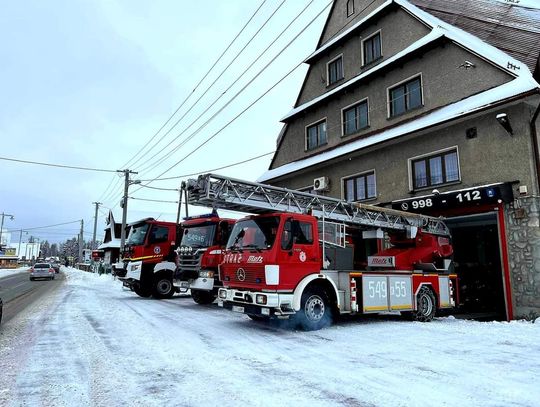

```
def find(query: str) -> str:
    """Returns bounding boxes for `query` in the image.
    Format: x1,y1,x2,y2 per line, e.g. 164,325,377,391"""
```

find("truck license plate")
232,306,245,313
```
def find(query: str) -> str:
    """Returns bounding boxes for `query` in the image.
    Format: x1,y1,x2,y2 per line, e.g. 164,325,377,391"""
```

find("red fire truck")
185,174,458,330
154,212,235,304
118,218,181,299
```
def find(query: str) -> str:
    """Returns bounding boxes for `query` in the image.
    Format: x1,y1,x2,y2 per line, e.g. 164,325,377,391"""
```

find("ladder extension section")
185,173,450,236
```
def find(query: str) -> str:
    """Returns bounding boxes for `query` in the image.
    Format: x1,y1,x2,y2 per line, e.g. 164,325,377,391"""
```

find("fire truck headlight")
131,264,140,271
218,289,227,299
199,270,214,279
255,294,267,305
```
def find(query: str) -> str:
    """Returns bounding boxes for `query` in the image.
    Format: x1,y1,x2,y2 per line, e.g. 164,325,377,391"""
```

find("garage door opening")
445,212,507,320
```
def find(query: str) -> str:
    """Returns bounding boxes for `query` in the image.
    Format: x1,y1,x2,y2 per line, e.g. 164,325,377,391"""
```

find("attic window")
327,55,344,85
347,0,354,17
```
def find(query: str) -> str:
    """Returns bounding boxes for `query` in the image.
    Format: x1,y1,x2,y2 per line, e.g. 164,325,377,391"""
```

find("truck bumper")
173,272,217,292
217,288,295,318
118,261,143,288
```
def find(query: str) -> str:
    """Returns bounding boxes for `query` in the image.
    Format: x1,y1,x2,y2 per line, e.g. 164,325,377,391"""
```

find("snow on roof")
98,239,121,250
305,0,393,63
258,75,539,182
283,0,532,123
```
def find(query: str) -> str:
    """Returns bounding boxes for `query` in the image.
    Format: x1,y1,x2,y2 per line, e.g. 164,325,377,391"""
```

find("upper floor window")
347,0,355,17
344,171,376,202
362,31,381,65
343,99,369,136
389,75,422,117
306,120,327,150
327,55,344,85
411,148,460,189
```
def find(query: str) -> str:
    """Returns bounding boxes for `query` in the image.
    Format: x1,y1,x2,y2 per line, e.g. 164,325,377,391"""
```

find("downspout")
530,97,540,193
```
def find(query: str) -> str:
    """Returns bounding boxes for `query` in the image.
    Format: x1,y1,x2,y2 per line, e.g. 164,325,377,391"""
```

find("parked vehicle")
185,174,458,330
29,263,56,281
51,262,60,273
154,212,235,304
118,218,182,299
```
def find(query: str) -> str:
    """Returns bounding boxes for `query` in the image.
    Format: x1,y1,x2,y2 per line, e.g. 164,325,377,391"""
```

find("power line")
120,0,269,171
134,0,288,173
133,2,332,189
138,151,275,182
129,197,179,204
136,1,316,175
18,220,82,231
0,156,117,173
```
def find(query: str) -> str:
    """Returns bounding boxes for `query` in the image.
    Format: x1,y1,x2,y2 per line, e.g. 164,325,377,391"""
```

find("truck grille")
178,251,203,272
231,265,265,284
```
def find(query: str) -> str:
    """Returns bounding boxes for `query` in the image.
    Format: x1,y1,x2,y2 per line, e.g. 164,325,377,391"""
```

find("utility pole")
0,212,15,248
92,202,102,249
18,229,24,259
79,219,84,263
118,169,139,253
175,182,187,225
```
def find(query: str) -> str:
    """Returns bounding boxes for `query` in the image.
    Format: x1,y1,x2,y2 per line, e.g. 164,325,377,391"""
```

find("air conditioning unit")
313,176,329,191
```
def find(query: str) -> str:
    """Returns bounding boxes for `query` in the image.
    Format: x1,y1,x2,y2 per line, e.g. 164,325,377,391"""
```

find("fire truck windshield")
181,224,216,248
126,223,149,246
227,216,280,251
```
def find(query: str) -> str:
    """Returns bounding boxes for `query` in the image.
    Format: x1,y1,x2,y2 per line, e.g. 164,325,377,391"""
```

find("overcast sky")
0,0,331,244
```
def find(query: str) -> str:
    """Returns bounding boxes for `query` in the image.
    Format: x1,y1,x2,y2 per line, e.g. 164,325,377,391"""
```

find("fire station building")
259,0,540,320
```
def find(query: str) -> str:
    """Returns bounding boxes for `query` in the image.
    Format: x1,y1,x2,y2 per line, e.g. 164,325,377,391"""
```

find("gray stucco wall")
298,7,430,105
272,41,512,169
320,0,388,45
270,102,537,205
505,196,540,319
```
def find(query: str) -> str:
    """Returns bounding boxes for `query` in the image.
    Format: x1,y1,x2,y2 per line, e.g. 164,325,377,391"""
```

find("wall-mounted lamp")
496,113,513,136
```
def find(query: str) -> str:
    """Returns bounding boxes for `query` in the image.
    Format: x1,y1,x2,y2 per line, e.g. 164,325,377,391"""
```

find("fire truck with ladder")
185,174,459,330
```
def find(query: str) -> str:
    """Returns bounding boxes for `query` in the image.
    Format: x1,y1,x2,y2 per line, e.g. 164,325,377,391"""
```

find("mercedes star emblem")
236,268,246,281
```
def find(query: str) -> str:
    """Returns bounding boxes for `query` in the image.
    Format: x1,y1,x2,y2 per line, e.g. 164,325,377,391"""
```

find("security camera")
432,189,440,195
496,113,513,135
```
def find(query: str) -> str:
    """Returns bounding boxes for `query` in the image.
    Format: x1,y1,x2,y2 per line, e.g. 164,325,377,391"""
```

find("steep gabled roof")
261,0,540,182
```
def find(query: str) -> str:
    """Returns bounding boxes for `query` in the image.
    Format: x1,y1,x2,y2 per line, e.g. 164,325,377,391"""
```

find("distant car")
29,263,55,281
51,263,60,273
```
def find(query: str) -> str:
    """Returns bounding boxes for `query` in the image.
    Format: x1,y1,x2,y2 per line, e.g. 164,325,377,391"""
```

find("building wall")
319,0,388,45
273,41,512,168
505,196,540,319
299,7,430,105
271,102,537,204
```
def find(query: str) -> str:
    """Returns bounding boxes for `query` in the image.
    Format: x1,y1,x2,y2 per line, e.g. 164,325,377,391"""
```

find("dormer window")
362,31,382,66
327,55,344,85
347,0,354,17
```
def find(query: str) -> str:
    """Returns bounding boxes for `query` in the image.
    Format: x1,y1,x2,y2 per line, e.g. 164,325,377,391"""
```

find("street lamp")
0,212,15,248
120,178,141,252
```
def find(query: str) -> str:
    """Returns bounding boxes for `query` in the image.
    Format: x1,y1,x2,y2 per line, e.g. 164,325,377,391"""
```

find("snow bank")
0,267,30,279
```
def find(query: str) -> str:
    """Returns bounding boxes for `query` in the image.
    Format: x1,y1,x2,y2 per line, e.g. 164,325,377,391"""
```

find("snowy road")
0,269,538,407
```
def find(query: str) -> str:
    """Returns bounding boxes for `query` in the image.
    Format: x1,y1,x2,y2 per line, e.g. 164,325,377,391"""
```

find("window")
343,171,376,201
347,0,354,17
282,220,313,250
149,225,169,244
327,55,344,85
306,120,327,150
411,149,459,189
343,99,369,135
363,32,381,65
389,76,422,117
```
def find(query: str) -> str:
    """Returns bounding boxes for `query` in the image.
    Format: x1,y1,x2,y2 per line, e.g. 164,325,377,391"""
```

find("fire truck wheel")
152,276,175,299
191,289,216,305
410,286,436,322
134,284,152,298
297,287,332,331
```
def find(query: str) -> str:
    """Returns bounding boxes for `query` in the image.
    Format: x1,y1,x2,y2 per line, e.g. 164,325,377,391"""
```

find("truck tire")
152,276,175,299
134,283,152,298
297,286,333,331
409,286,436,322
191,289,216,305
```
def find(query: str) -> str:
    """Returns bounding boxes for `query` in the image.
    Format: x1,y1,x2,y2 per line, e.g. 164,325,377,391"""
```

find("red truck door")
147,224,173,261
276,217,320,290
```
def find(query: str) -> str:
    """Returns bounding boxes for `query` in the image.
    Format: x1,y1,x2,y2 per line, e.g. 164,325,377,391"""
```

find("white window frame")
305,117,328,151
341,169,377,202
386,73,424,118
341,97,370,137
347,0,355,17
326,53,344,86
361,29,382,66
407,146,461,191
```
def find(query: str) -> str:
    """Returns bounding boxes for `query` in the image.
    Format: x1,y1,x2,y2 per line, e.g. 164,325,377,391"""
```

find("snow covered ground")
0,267,30,278
1,268,539,407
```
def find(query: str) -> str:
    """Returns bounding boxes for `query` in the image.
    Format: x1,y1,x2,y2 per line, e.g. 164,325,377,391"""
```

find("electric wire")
0,156,117,173
134,0,288,172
